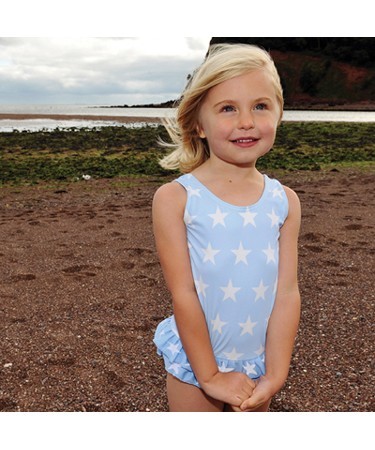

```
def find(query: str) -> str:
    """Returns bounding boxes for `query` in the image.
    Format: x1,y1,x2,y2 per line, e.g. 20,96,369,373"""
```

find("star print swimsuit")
153,173,289,387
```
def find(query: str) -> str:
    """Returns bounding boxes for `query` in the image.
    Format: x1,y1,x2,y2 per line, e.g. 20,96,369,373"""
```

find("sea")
0,104,374,132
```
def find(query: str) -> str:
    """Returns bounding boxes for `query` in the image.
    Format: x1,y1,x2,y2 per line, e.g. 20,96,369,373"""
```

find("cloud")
0,37,210,104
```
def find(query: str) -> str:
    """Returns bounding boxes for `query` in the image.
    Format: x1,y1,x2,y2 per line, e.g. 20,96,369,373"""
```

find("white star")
208,206,228,227
255,344,265,356
184,210,196,226
267,209,280,227
168,362,182,375
243,362,257,376
231,242,251,265
239,209,257,227
186,186,201,197
270,187,283,199
220,279,241,302
202,242,220,264
218,362,234,373
262,242,276,263
252,279,269,301
239,316,257,336
195,275,209,298
211,313,227,334
224,347,244,361
167,343,180,356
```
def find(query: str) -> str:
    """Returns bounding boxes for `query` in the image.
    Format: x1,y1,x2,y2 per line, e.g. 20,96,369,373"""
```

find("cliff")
209,38,375,110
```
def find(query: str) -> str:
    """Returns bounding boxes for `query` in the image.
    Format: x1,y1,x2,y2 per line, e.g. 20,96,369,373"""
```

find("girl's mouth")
231,137,259,146
232,138,258,143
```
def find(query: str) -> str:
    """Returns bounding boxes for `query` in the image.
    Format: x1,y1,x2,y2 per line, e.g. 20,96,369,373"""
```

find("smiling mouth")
231,138,259,143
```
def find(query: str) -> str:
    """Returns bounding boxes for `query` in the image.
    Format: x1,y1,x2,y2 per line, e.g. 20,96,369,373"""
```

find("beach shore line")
0,114,162,124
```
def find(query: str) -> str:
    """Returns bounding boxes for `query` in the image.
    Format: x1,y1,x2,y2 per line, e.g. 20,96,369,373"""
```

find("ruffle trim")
153,316,265,388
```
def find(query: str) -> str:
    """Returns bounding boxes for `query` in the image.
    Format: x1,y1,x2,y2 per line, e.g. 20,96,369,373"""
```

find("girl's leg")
166,373,224,412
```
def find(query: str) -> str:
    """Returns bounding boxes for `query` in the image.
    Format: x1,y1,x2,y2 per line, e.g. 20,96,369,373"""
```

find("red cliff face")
208,38,375,110
270,50,375,109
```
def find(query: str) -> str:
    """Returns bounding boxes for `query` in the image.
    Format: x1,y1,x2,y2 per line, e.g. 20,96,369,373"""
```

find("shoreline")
0,114,162,123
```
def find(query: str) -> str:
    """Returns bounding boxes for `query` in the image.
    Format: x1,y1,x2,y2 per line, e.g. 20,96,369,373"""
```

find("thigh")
166,373,224,412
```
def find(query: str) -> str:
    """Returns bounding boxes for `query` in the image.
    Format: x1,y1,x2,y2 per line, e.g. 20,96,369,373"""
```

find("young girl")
153,44,301,412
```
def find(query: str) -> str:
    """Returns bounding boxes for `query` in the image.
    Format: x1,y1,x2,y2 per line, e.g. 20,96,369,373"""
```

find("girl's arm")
240,186,301,411
153,182,255,406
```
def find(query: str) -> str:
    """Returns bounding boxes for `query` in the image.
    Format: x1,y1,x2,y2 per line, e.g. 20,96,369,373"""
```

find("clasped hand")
202,372,273,412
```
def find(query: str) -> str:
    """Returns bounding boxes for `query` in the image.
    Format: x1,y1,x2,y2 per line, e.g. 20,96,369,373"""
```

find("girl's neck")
194,158,262,185
191,159,265,207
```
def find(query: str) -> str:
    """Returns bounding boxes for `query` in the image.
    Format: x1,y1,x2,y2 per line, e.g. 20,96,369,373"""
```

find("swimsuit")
153,173,289,387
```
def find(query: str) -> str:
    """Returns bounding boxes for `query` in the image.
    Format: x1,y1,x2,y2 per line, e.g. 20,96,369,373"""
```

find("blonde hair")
160,43,284,173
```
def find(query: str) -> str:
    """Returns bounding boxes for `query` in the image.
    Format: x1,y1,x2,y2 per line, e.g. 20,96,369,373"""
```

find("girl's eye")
221,105,236,112
254,103,267,110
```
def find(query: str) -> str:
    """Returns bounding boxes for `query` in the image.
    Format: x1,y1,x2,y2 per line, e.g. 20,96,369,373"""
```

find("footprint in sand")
47,356,76,367
344,224,363,231
305,245,324,253
302,232,323,242
132,274,158,286
10,273,36,282
105,370,126,389
62,265,101,277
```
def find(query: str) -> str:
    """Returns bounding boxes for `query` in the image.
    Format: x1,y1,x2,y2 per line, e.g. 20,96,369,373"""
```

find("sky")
0,1,371,106
0,37,211,105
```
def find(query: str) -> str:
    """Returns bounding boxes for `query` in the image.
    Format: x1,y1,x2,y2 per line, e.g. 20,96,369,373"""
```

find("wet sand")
0,113,162,124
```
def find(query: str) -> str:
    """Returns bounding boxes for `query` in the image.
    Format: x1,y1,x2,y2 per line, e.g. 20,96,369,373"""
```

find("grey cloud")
0,37,208,104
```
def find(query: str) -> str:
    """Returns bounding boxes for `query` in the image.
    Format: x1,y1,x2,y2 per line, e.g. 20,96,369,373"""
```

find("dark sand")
0,113,162,124
0,168,374,412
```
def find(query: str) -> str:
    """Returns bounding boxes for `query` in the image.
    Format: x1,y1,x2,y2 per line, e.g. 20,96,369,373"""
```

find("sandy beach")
0,164,374,412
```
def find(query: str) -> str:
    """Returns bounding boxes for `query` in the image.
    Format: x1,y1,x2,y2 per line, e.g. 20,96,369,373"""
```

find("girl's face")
197,69,281,169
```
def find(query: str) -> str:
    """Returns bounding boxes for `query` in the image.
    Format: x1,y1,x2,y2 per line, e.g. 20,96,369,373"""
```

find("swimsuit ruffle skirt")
153,173,289,387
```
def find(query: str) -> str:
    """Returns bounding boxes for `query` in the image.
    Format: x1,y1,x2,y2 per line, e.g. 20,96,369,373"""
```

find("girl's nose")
238,111,255,130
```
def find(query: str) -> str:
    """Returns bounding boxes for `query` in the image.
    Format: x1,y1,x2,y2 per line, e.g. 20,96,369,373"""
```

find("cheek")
262,120,278,138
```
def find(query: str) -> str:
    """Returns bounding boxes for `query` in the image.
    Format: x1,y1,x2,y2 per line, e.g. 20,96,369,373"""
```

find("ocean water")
0,104,374,132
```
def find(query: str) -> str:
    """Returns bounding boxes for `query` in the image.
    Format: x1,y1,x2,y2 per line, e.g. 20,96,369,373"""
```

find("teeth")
236,139,254,143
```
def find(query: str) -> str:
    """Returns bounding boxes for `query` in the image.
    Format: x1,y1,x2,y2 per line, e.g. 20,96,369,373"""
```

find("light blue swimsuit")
153,173,289,387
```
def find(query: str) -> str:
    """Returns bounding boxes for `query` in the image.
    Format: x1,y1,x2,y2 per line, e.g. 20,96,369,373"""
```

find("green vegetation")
0,122,374,185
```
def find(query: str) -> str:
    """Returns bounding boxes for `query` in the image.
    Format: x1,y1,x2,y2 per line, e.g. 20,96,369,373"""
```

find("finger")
230,405,243,412
247,376,256,386
240,392,264,411
243,378,256,393
242,383,255,397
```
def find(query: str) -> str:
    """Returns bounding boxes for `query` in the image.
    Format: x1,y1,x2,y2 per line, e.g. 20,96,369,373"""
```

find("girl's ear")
196,124,206,139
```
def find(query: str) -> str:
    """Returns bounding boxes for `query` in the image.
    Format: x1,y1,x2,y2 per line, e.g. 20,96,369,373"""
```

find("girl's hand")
201,371,256,407
239,376,275,411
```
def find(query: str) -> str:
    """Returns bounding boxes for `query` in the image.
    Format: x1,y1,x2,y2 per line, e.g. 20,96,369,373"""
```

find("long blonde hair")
160,43,284,173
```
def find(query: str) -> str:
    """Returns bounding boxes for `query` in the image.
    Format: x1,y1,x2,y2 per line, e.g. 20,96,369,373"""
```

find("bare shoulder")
282,184,300,204
282,185,301,231
282,185,301,213
152,181,187,214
